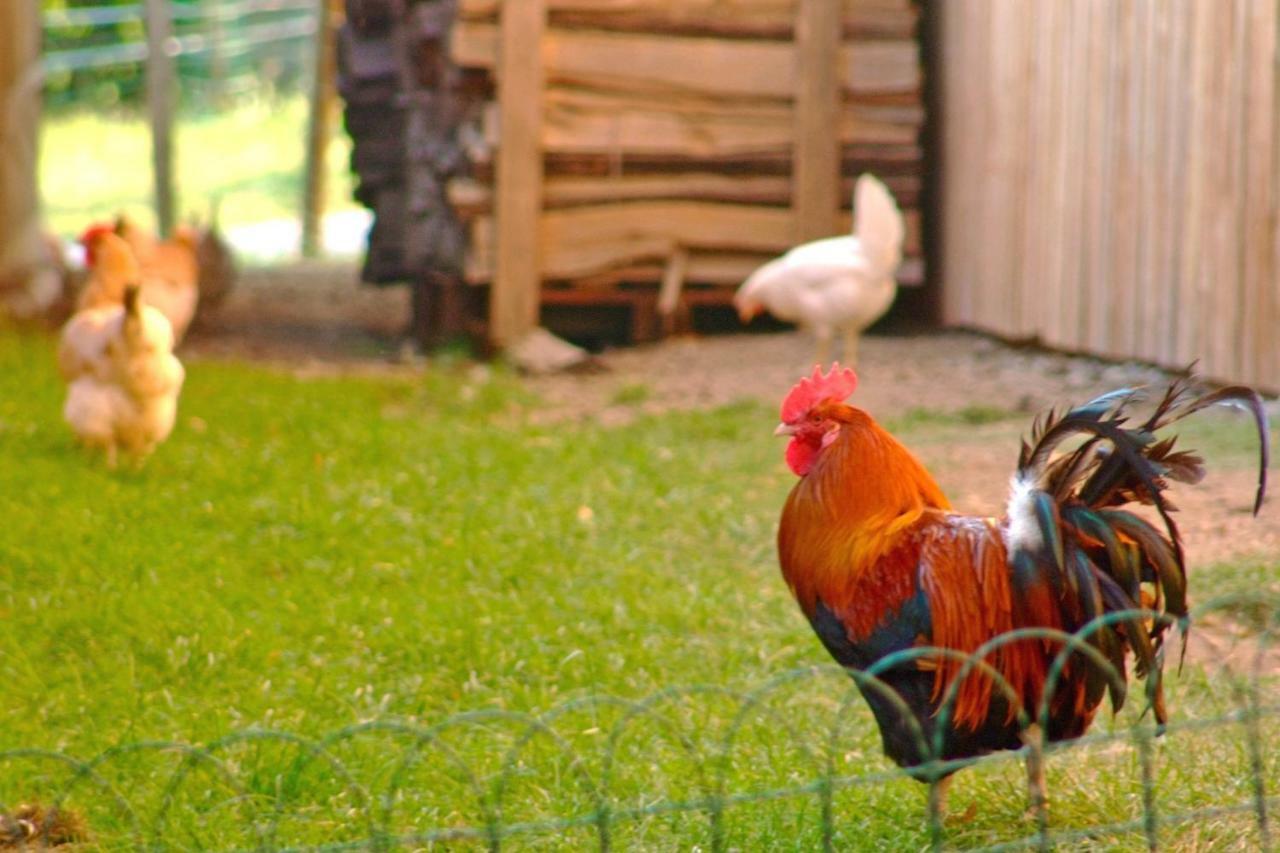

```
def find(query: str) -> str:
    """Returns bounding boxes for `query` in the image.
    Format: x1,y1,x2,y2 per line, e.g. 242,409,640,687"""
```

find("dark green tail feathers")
1007,373,1269,725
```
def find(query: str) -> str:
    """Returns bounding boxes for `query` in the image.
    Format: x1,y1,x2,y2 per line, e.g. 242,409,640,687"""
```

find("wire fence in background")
41,0,318,110
36,0,343,255
1,594,1276,851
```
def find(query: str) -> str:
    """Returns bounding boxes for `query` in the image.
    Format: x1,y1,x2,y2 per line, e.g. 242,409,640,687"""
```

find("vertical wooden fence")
938,0,1280,390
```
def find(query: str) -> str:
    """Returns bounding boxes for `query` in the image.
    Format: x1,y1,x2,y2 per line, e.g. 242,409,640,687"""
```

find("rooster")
772,364,1268,815
60,285,185,467
735,174,904,366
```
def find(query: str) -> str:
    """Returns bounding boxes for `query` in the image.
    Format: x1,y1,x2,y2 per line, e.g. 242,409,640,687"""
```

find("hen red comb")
78,223,117,266
78,222,115,247
781,363,859,423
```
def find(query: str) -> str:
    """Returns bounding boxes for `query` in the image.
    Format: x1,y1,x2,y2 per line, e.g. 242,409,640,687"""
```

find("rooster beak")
774,423,796,437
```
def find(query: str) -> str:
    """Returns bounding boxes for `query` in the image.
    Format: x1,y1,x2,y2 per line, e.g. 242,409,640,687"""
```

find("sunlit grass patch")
0,330,1275,848
40,97,358,240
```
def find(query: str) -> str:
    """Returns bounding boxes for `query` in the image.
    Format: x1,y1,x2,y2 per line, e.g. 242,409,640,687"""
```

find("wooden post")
490,0,547,347
0,0,44,314
657,246,689,336
792,0,842,243
302,0,339,257
204,0,227,107
144,0,177,237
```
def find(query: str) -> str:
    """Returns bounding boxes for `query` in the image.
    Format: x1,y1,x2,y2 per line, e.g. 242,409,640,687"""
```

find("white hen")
60,285,185,467
734,173,905,366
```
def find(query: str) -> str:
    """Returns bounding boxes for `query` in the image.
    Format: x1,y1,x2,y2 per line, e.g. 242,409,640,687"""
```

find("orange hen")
79,218,199,343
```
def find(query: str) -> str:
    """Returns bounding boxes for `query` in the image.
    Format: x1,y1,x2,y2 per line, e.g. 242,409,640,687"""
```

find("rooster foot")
927,777,978,827
1021,724,1050,825
1022,798,1050,824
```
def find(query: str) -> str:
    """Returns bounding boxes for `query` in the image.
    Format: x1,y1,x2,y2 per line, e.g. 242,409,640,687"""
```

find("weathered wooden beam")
481,88,921,158
302,0,341,258
459,0,918,41
792,0,843,242
0,0,44,314
448,173,924,214
144,0,177,237
493,251,924,290
467,200,922,282
453,23,921,100
489,0,547,346
470,144,926,181
657,245,689,317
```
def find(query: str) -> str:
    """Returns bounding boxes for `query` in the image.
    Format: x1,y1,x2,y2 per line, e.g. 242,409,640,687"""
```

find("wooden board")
1242,0,1277,385
466,201,922,282
489,0,546,345
503,88,922,158
145,0,177,236
448,173,923,213
529,253,923,289
0,0,42,288
938,0,1280,390
452,23,921,99
792,0,843,241
471,144,927,180
459,0,918,40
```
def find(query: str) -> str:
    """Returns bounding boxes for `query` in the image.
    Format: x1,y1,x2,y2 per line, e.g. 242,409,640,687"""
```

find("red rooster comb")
781,363,859,423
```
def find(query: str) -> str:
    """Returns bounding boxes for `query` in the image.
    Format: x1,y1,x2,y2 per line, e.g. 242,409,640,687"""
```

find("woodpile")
337,0,409,284
338,0,926,346
451,0,925,344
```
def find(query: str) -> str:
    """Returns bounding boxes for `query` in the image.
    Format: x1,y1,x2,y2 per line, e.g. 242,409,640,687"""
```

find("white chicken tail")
852,174,905,279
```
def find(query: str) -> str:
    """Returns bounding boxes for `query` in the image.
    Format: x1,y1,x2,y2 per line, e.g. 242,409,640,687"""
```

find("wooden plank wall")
938,0,1280,390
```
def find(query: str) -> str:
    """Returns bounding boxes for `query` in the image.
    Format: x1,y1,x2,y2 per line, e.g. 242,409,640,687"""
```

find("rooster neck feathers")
779,406,950,617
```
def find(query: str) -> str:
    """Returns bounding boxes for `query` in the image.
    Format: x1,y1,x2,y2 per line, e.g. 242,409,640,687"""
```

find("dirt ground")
184,264,1280,654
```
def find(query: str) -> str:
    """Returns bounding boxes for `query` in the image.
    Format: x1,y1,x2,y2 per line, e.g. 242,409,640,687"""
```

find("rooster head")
776,363,859,476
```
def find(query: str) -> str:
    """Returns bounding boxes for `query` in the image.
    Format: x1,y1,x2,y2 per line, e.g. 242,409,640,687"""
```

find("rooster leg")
1021,724,1049,822
926,774,952,822
105,442,119,471
842,327,860,366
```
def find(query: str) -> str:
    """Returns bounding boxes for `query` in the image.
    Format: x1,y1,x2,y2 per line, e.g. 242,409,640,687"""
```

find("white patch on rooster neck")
1003,474,1043,553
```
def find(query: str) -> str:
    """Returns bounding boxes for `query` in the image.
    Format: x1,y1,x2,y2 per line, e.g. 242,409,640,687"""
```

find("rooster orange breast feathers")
772,364,1269,791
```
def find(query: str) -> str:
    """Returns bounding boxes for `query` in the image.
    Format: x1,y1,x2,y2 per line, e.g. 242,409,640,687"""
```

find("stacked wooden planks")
447,0,925,342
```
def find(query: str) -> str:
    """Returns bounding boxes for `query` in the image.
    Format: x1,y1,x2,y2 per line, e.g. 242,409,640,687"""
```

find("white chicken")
734,173,905,366
59,285,185,467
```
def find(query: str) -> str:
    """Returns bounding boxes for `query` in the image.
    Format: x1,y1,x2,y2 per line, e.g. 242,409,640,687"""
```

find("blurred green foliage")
41,0,314,114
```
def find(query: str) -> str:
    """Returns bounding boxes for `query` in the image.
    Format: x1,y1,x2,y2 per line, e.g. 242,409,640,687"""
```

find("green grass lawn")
0,330,1275,850
40,97,358,240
